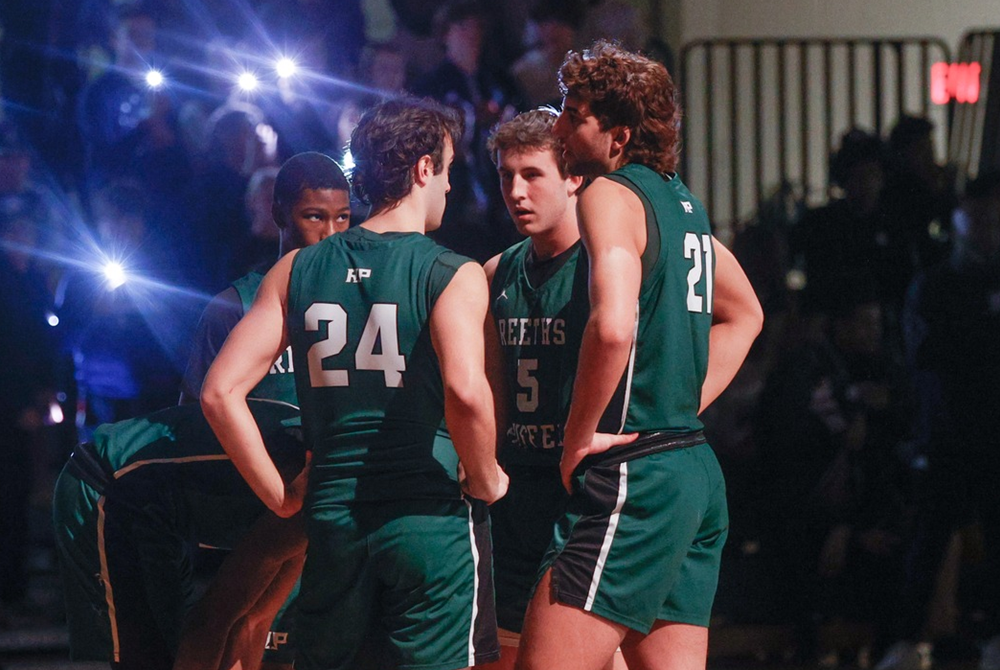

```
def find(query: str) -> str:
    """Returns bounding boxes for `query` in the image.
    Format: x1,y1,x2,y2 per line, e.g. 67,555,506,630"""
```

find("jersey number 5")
684,232,714,314
304,302,406,388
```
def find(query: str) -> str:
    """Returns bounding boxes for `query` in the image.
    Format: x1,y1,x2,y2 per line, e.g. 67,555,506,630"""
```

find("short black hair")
829,129,884,187
272,152,349,227
889,115,934,152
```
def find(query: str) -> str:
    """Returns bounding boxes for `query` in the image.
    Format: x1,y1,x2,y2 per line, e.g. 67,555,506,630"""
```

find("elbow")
199,378,227,421
444,374,491,417
748,299,765,338
591,315,636,350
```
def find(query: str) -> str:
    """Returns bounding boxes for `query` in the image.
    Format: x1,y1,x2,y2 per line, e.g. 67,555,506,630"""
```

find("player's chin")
513,216,535,235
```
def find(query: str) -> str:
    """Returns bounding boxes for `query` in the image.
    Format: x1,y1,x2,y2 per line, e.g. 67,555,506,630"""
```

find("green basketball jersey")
490,239,588,468
232,271,298,405
286,226,473,504
597,165,713,435
87,399,303,548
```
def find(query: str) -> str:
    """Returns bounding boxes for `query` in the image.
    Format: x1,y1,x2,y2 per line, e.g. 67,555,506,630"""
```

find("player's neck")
530,220,579,260
362,197,428,235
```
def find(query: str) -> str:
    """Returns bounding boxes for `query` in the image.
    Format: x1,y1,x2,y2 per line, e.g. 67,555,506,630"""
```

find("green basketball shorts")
296,498,500,670
544,442,728,632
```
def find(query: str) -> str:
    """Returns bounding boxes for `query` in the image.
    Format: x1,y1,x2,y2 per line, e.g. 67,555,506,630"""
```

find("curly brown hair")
349,98,463,213
486,108,568,177
558,40,682,174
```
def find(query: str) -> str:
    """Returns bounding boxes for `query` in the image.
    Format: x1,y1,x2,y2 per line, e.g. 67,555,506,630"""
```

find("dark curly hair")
558,40,682,174
349,98,463,213
487,108,568,177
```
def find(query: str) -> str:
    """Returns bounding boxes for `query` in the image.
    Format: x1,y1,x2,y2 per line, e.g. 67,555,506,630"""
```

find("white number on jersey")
684,232,714,314
304,302,406,388
516,358,539,412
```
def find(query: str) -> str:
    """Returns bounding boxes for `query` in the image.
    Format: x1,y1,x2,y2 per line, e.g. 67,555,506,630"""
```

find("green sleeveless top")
88,399,303,548
232,271,298,404
490,239,588,469
287,226,473,504
597,164,713,435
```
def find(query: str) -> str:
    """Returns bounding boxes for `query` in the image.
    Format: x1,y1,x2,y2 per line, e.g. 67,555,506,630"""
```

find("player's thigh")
620,621,708,670
491,467,566,633
516,570,627,670
295,505,377,670
656,445,728,627
486,626,627,670
547,446,721,633
373,498,500,670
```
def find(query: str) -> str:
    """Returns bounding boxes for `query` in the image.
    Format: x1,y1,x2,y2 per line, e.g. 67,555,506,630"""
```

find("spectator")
185,102,274,289
76,4,190,209
413,0,524,261
882,115,957,274
58,180,181,434
0,211,58,619
511,0,583,108
794,129,910,318
878,170,1000,670
757,277,912,663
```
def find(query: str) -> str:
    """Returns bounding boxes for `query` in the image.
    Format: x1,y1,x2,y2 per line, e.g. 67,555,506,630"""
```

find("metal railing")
679,37,952,231
949,30,999,182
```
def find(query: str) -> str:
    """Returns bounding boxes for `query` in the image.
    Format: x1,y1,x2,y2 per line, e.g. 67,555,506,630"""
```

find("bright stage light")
276,57,298,79
48,400,64,425
237,71,259,92
103,262,127,289
145,69,165,89
341,148,355,172
46,311,60,327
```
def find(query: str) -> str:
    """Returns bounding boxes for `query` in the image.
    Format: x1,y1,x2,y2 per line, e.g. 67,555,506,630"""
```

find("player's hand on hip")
461,462,510,505
560,432,638,493
277,452,312,518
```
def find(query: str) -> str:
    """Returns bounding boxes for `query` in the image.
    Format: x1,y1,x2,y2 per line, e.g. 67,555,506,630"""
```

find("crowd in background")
1,0,998,666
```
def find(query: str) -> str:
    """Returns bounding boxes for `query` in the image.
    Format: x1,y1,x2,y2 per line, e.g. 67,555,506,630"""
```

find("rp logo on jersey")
681,201,694,214
346,268,372,283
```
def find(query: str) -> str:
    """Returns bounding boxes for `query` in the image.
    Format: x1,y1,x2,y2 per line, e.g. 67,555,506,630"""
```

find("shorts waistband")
67,442,113,495
579,430,706,471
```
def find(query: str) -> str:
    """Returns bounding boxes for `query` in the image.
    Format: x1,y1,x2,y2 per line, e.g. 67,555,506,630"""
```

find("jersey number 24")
304,302,406,388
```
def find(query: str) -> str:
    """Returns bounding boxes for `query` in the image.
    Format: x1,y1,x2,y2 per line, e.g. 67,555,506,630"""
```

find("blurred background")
2,0,1000,667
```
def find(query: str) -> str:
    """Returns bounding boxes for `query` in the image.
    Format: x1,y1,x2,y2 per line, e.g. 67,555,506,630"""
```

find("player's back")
287,226,472,504
598,164,714,435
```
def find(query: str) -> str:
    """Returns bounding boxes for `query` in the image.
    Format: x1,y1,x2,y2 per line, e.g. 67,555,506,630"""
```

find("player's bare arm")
431,261,509,504
699,240,764,413
560,178,641,491
483,254,510,455
201,252,306,517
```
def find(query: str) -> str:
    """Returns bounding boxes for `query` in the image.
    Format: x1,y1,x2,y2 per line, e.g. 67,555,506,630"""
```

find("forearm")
445,377,500,498
699,319,760,413
563,313,634,450
202,392,287,513
699,238,763,413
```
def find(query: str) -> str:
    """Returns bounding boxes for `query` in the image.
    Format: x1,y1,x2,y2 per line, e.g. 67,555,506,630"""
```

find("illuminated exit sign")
931,62,982,104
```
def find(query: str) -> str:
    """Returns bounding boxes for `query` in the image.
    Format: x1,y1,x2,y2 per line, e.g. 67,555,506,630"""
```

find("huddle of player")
54,40,762,670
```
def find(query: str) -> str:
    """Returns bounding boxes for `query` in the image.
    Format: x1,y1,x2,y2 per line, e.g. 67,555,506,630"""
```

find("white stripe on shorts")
585,462,629,611
465,499,480,666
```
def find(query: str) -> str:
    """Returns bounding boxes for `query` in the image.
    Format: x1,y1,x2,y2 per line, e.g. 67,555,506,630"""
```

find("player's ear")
414,154,434,187
610,126,631,153
271,202,288,229
567,174,585,198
